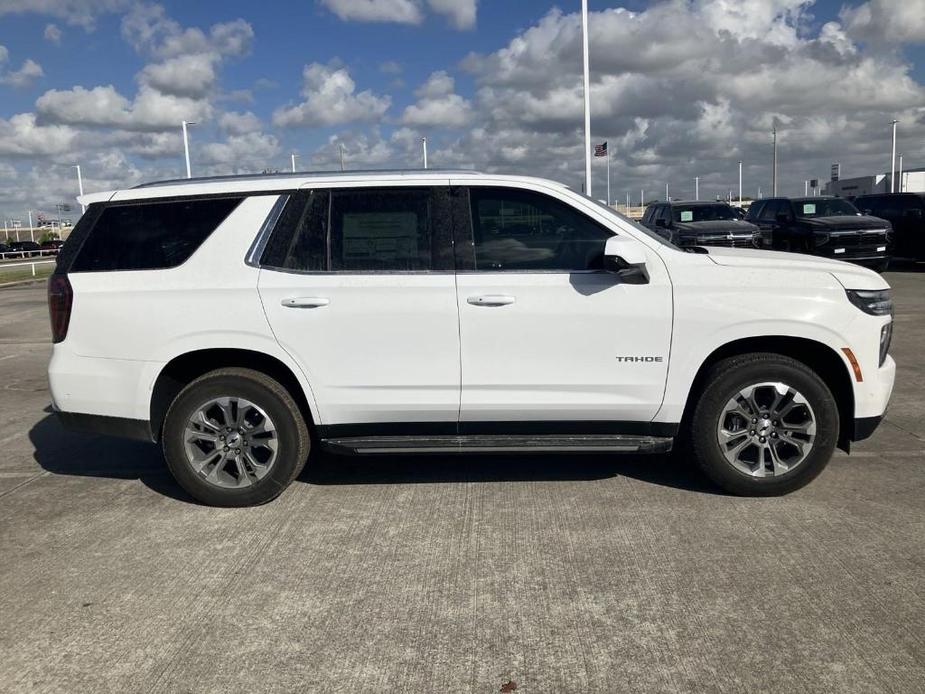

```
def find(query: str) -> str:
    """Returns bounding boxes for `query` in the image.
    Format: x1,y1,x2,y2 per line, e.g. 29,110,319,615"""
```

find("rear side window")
745,201,763,221
261,187,453,273
330,189,434,271
70,197,243,272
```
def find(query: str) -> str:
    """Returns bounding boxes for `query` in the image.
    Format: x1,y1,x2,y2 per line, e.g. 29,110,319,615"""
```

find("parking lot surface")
1,267,923,693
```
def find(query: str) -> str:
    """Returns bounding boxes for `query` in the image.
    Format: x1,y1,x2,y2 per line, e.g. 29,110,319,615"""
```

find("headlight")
845,289,893,316
880,321,892,366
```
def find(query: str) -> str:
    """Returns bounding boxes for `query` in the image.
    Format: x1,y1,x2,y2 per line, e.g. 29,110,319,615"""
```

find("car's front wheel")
689,353,839,496
162,367,310,506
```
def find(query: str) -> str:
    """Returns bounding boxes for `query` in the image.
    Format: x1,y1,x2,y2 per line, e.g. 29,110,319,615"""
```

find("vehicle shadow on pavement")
887,258,925,273
303,450,723,495
28,413,194,503
28,412,723,502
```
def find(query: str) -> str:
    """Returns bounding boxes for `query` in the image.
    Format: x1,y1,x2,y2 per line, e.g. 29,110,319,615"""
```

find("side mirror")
603,235,649,284
654,218,667,228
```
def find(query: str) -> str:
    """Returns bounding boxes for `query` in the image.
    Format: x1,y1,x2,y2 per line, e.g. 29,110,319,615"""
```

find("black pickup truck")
745,197,891,272
641,201,759,248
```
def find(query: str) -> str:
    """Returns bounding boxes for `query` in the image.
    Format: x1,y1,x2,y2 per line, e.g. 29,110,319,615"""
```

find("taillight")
47,273,73,344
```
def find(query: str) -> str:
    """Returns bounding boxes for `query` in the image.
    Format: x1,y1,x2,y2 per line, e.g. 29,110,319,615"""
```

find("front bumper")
851,415,884,442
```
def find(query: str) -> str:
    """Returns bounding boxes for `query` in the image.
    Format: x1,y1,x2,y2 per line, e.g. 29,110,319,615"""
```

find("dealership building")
824,167,925,197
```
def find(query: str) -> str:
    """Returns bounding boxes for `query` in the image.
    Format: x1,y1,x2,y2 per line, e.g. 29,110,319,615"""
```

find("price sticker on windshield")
680,211,693,222
803,203,816,215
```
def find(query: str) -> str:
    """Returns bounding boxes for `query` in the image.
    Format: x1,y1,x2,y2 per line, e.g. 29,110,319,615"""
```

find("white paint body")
50,172,894,437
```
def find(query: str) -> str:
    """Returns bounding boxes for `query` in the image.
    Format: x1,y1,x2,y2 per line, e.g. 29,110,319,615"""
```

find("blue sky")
0,0,923,217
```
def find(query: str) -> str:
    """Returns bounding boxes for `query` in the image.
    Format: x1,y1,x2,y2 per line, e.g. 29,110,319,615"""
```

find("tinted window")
260,191,328,272
328,188,436,271
71,197,243,272
745,201,763,221
758,200,780,221
792,198,859,218
672,204,736,222
468,187,611,271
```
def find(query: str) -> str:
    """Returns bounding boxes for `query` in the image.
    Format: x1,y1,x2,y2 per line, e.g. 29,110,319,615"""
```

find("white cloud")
426,0,476,30
44,23,63,43
218,110,261,135
319,0,476,28
121,4,253,59
319,0,421,25
0,0,127,30
272,62,391,127
401,71,471,127
36,84,212,131
841,0,925,44
0,46,43,88
0,113,76,157
199,131,280,171
138,53,218,98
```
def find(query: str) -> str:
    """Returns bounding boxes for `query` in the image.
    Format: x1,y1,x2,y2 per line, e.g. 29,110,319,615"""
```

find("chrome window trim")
245,194,289,268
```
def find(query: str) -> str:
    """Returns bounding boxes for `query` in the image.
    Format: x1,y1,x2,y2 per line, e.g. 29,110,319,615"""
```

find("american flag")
594,141,608,157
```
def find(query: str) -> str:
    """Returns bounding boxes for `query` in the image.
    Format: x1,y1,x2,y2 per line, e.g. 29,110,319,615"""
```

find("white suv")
47,171,895,506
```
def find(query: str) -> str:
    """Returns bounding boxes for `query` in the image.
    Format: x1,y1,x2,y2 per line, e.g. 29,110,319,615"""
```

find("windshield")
793,198,859,218
672,204,736,222
580,194,680,250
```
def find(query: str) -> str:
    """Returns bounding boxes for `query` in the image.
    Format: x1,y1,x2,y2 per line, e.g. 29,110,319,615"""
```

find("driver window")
469,187,611,271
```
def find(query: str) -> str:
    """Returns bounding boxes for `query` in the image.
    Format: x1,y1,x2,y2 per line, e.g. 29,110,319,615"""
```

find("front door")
452,182,672,430
258,185,460,427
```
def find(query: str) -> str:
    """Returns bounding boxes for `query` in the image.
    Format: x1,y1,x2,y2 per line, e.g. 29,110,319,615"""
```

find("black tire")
163,367,310,507
689,353,839,496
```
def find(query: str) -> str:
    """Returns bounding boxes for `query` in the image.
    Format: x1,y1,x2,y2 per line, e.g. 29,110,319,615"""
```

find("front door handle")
467,295,515,307
281,297,330,309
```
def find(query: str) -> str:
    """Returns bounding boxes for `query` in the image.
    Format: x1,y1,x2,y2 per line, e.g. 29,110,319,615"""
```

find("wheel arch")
679,336,855,452
150,348,315,442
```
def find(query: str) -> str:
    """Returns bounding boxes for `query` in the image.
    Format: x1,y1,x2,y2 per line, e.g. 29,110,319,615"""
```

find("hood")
673,219,758,235
704,246,889,291
799,215,889,231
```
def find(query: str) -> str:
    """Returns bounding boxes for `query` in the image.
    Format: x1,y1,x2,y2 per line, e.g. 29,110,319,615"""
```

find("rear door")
451,180,672,429
257,184,460,429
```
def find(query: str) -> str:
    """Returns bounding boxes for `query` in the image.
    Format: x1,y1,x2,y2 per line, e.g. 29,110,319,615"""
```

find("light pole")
580,0,592,197
804,180,808,196
889,119,898,193
73,164,85,213
290,153,298,173
626,191,630,212
738,161,742,204
771,126,778,196
339,143,346,172
665,183,669,202
898,153,904,193
641,189,644,207
181,120,196,179
694,177,699,201
421,137,428,169
27,210,34,242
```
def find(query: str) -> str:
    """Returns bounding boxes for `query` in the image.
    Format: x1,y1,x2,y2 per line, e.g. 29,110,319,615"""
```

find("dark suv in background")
642,201,759,249
854,193,924,261
745,197,891,271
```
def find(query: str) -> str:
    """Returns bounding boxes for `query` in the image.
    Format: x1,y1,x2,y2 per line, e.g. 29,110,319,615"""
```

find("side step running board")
321,434,673,455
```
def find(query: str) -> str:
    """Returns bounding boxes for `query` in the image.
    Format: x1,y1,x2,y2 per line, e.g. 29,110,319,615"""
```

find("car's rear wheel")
163,367,309,506
690,353,838,496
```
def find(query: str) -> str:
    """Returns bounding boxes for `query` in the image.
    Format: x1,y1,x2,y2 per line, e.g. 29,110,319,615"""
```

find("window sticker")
803,203,816,215
680,210,693,222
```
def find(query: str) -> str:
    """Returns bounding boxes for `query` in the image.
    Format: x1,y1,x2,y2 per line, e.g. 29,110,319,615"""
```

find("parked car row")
0,239,63,259
639,193,924,272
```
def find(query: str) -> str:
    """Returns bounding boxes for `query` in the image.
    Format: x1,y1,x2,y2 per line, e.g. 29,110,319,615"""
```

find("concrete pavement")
0,267,923,693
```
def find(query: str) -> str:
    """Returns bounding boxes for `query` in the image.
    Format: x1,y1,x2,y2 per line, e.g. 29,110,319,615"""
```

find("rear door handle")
467,295,515,307
281,297,330,309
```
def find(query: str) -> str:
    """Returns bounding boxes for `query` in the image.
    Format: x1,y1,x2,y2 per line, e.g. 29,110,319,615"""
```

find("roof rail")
133,168,481,189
